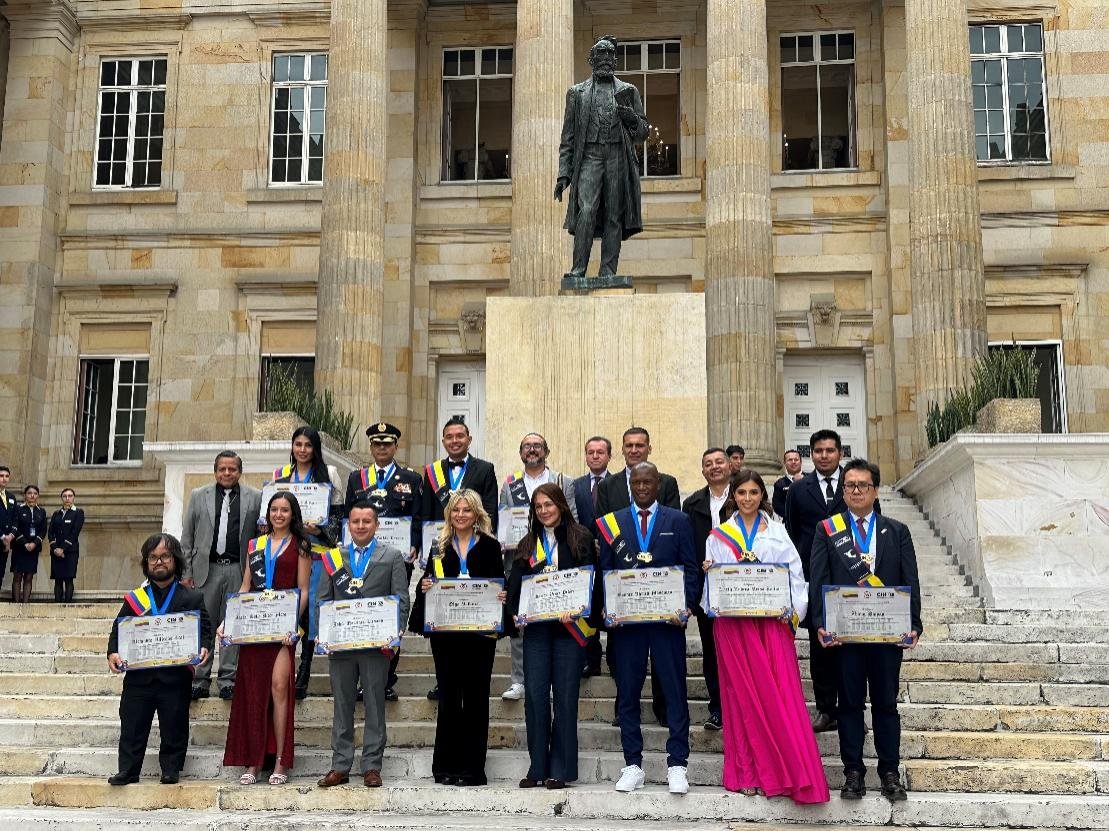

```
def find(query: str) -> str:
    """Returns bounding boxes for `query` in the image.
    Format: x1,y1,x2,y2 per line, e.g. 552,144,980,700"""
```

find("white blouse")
702,510,809,622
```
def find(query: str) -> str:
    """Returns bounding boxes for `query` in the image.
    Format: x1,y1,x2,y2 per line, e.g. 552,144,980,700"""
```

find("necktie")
377,468,386,483
638,509,650,538
215,489,230,555
824,477,835,502
858,516,867,538
591,475,601,509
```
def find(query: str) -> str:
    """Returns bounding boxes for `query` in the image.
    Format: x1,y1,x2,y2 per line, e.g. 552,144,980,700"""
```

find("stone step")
0,604,117,620
9,777,1109,828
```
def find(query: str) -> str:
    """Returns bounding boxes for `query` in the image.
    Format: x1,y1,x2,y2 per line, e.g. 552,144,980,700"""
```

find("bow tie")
446,459,466,468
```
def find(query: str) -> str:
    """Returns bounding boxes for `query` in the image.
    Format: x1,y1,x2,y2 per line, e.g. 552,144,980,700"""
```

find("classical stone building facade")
0,0,1106,587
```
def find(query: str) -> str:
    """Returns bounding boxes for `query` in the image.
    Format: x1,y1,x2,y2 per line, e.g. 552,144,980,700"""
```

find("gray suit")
318,541,411,774
180,481,263,692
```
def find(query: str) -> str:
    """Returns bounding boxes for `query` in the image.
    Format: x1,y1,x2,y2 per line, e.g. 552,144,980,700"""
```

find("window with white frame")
72,357,149,465
780,32,856,171
271,52,328,185
94,57,167,188
615,40,681,177
970,23,1049,163
441,47,513,181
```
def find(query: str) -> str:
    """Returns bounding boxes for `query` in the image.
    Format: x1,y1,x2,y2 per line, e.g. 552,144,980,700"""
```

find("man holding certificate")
316,500,410,788
597,462,699,796
106,533,212,786
809,458,922,803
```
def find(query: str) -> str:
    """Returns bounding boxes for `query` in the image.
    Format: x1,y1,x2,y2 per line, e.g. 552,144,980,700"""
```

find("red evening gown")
223,544,299,769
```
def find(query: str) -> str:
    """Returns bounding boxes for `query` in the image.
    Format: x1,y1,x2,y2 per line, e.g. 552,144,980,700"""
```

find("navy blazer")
597,504,699,611
808,513,923,637
595,468,681,516
783,468,880,575
573,470,610,536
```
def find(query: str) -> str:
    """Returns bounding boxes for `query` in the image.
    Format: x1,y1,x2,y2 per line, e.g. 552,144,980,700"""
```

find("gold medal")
636,552,653,563
349,578,364,589
261,589,277,601
542,565,557,574
372,488,388,499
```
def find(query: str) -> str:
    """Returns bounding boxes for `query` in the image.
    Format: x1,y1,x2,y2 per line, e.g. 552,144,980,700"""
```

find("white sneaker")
667,765,689,795
614,764,645,793
501,683,525,700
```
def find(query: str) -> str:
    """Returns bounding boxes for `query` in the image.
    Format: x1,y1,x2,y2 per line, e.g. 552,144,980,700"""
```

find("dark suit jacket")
783,468,880,577
505,523,604,635
407,532,505,635
598,505,699,611
808,513,923,637
772,475,800,519
680,486,730,605
0,490,18,539
596,468,680,516
48,507,85,555
107,581,213,687
420,456,499,533
14,505,47,555
573,470,610,535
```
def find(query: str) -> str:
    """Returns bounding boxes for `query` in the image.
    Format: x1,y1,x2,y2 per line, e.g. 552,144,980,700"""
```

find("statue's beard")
592,62,615,80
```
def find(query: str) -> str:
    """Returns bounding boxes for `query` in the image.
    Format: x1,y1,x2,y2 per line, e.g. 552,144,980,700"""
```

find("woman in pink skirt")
702,469,829,804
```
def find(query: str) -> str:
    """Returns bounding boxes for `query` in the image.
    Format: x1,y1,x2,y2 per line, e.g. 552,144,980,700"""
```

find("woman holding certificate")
702,470,828,804
223,491,312,785
506,484,602,789
408,488,506,786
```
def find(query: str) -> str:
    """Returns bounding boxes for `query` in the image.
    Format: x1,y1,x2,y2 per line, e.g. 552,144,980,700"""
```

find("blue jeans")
523,623,585,781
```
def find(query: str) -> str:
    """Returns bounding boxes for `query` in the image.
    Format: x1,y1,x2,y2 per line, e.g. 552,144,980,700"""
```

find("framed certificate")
419,521,446,569
823,585,914,645
603,567,687,627
223,588,301,645
423,578,505,634
117,611,202,671
704,563,792,618
316,596,402,654
498,506,530,548
259,483,333,526
516,566,594,625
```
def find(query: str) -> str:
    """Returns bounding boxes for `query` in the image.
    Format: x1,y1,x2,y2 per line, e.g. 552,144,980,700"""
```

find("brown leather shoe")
363,769,382,788
317,770,349,788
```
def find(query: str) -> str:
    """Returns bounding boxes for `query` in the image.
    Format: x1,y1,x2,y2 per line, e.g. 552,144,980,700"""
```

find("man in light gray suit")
316,500,411,788
180,450,262,700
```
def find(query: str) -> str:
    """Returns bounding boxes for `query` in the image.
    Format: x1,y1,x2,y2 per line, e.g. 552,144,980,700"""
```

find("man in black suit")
784,428,881,732
772,449,805,518
680,447,730,731
0,465,18,593
420,416,498,532
809,458,921,802
573,435,612,677
596,427,680,515
106,533,213,785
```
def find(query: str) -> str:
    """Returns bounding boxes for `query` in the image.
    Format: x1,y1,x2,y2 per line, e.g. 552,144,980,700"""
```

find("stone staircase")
0,489,1106,829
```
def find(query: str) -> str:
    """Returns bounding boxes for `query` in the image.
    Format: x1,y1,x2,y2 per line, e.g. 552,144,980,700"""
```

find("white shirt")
708,487,729,529
818,466,841,500
523,467,551,497
848,510,877,559
630,500,658,534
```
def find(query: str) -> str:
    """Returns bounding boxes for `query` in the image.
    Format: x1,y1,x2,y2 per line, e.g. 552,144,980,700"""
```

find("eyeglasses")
521,443,545,451
844,483,875,493
147,554,174,563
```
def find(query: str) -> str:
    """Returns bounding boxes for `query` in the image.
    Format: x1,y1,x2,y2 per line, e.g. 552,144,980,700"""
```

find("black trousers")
692,606,721,718
809,626,840,716
584,631,602,673
430,634,496,782
837,644,903,778
117,673,192,777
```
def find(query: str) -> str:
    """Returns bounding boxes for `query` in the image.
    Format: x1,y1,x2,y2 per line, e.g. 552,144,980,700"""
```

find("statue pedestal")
485,293,707,494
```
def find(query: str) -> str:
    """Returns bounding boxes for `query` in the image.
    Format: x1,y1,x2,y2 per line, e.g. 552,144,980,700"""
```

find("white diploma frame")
223,588,301,645
316,596,402,654
497,506,531,548
823,585,914,645
419,521,446,569
603,567,687,627
516,566,594,625
423,578,505,634
259,483,333,526
703,563,792,618
117,611,202,671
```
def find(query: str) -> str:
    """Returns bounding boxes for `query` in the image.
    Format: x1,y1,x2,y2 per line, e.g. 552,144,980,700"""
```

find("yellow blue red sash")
822,513,884,587
124,585,153,616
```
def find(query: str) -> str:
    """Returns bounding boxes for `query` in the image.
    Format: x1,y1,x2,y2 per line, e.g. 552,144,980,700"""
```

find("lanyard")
448,459,468,490
848,513,875,556
292,467,313,484
634,506,657,553
539,530,557,568
351,539,378,580
151,581,178,616
735,513,760,553
454,534,477,576
263,536,289,589
375,463,396,488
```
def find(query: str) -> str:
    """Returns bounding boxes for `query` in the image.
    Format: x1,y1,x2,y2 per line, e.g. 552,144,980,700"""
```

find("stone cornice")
75,12,192,32
5,0,78,46
982,210,1109,228
985,263,1088,282
54,278,178,299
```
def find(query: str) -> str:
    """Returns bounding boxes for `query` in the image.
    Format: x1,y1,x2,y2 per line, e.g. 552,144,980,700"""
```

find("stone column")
315,0,388,445
906,0,987,434
509,0,573,296
704,0,778,471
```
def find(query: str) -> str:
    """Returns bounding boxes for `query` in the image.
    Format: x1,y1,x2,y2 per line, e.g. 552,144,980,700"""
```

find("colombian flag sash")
710,520,758,562
594,513,621,545
124,586,153,616
822,513,884,587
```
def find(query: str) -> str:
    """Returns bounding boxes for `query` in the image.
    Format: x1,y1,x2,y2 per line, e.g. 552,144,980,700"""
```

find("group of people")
104,419,922,805
0,466,85,607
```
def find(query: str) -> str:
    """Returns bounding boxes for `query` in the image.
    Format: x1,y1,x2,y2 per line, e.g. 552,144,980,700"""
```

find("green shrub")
263,363,355,451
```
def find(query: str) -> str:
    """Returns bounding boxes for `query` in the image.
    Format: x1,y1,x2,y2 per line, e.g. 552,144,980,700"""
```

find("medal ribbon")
351,539,378,581
633,507,657,554
291,466,312,484
454,534,477,576
735,513,760,554
151,581,178,616
848,513,875,557
263,536,289,589
448,459,468,490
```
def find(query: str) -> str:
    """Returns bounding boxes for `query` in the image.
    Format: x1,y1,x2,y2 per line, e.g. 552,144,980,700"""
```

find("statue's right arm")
557,87,576,183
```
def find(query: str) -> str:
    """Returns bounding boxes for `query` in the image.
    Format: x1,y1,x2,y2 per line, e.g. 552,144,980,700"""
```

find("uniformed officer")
344,422,423,701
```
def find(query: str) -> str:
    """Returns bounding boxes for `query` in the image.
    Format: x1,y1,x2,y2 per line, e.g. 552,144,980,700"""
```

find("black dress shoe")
356,687,363,702
581,667,600,679
384,687,399,702
160,771,179,785
108,772,139,786
218,686,234,701
841,770,865,799
703,713,723,731
545,778,566,789
190,687,209,701
294,685,308,701
519,777,541,788
812,712,838,733
456,775,486,787
880,772,907,801
427,686,439,701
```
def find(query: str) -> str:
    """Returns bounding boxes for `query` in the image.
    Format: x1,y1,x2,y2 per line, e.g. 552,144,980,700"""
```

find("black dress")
48,507,85,581
12,505,47,574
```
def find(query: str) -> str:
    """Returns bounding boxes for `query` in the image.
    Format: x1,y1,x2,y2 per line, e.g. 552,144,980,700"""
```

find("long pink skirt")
716,617,830,804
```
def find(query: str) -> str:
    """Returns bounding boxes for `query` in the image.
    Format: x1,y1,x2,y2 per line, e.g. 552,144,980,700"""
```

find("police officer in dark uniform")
344,422,423,701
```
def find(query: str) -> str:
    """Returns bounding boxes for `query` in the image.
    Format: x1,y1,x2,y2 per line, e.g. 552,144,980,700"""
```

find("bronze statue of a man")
554,35,649,289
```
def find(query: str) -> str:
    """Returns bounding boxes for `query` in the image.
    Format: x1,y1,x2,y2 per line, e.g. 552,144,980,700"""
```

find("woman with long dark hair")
270,425,341,699
222,491,312,785
507,483,602,789
703,469,827,804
